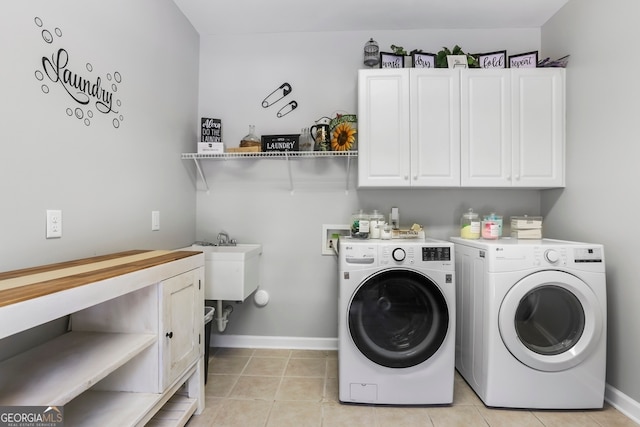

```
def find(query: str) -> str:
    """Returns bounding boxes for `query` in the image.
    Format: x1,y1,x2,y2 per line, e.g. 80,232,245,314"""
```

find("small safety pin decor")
262,82,292,108
277,100,297,118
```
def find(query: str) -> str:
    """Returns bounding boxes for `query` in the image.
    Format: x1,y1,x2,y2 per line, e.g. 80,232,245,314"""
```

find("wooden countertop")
0,250,202,308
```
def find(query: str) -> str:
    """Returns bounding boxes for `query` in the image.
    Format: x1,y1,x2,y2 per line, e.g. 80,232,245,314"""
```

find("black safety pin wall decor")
261,82,298,118
262,82,292,108
276,100,297,118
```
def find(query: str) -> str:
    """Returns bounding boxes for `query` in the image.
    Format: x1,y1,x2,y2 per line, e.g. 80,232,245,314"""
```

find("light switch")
152,211,160,231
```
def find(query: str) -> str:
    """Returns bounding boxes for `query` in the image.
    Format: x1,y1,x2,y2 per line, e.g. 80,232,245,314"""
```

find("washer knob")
545,249,560,263
392,248,406,262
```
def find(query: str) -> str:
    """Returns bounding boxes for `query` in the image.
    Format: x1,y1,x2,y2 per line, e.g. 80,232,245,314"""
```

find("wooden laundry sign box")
261,134,300,152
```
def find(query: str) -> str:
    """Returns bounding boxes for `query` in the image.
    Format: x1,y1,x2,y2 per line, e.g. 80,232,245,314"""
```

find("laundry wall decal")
33,16,124,129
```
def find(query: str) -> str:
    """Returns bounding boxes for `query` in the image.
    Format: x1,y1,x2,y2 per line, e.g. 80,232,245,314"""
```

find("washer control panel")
392,248,406,262
380,245,452,266
381,245,415,265
423,246,451,262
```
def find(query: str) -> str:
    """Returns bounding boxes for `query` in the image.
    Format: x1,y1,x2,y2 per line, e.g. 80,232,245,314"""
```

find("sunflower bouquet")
329,114,357,152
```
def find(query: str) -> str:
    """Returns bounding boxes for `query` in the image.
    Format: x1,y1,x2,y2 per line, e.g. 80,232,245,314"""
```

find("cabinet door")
358,69,411,187
511,69,565,187
162,267,203,389
411,70,460,186
461,69,512,187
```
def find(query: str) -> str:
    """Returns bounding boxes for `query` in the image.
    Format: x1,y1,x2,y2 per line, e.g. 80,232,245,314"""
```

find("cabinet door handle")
404,175,409,180
166,332,173,339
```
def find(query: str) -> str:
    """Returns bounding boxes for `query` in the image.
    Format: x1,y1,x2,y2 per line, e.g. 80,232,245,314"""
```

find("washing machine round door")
348,269,449,368
498,270,604,372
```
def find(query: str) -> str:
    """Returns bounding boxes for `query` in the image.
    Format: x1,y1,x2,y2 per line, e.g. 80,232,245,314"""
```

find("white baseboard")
605,384,640,424
210,334,338,351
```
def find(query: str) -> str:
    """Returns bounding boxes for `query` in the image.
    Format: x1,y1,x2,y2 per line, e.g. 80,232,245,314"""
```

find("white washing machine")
450,237,606,409
338,237,455,405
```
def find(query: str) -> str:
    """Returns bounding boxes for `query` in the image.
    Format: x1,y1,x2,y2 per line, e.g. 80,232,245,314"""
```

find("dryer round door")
348,269,449,368
498,270,604,372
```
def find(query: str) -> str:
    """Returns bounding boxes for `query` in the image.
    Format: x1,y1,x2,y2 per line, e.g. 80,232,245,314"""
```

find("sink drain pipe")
215,300,234,332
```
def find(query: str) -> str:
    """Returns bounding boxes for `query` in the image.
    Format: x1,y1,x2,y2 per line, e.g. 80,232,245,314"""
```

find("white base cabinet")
0,250,205,427
358,68,565,189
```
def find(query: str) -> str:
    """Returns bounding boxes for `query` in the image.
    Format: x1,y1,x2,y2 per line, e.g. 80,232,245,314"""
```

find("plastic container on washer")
351,210,370,239
460,208,480,239
482,212,503,239
369,210,385,239
481,220,500,240
380,223,392,240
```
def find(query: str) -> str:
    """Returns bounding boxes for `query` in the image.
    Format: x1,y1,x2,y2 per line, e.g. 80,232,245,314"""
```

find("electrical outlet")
321,224,351,255
152,211,160,231
46,209,62,239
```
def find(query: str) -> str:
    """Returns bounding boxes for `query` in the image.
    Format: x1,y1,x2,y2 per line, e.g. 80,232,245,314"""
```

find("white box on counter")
511,216,543,229
198,142,224,154
511,229,543,239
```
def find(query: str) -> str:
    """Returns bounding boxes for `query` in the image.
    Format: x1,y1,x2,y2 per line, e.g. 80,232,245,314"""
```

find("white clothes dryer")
338,237,455,405
450,237,606,409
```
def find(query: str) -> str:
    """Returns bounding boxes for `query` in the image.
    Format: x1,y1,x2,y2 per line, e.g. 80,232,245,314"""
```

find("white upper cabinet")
461,68,565,187
358,69,411,187
460,69,512,187
512,69,565,188
358,68,565,189
358,69,460,187
411,70,461,186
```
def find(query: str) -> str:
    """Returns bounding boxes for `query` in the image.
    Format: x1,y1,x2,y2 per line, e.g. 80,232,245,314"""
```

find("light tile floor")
186,348,638,427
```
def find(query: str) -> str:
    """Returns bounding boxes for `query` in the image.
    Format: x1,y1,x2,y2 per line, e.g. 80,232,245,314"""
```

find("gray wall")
196,29,546,341
0,1,199,271
0,1,199,358
541,0,640,407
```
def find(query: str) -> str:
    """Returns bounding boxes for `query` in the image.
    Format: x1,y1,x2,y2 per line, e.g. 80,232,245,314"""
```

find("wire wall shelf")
181,151,358,193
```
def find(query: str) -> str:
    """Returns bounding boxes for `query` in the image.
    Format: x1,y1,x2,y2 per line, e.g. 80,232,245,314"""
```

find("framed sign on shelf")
476,50,507,69
380,52,404,68
509,51,539,68
447,55,468,68
412,52,436,68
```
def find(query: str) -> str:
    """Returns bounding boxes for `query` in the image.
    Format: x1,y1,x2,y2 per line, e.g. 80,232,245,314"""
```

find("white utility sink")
204,244,262,259
189,244,262,301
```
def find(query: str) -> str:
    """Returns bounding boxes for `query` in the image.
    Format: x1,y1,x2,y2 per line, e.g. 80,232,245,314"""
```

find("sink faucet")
217,231,237,246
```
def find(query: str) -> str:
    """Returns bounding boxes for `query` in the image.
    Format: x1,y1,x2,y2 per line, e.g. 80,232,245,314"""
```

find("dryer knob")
392,248,406,262
545,249,560,263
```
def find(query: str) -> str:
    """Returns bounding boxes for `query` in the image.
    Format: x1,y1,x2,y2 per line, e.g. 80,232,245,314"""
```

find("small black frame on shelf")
509,51,539,68
380,52,404,68
412,52,436,69
476,50,507,69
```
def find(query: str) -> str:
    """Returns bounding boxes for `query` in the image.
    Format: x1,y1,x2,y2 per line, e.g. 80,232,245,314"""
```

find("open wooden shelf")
0,331,156,405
